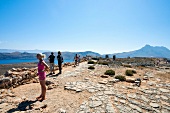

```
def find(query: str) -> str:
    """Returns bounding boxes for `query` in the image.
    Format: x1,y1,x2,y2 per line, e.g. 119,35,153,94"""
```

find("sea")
0,59,74,65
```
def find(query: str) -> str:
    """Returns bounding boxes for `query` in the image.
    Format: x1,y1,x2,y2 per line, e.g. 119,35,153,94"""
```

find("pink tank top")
38,60,46,80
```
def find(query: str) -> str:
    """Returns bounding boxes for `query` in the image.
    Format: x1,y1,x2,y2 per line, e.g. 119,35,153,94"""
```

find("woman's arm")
42,61,50,71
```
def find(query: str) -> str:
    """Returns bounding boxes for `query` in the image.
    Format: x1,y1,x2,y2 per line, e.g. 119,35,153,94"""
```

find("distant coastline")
0,59,74,65
0,59,74,75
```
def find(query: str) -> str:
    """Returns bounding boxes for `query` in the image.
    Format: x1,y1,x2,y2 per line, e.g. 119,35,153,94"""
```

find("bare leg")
36,81,43,100
40,80,46,101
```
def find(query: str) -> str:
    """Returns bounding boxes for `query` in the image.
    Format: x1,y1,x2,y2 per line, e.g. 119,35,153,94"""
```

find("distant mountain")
0,52,37,59
0,51,101,60
0,45,170,60
110,45,170,58
0,49,50,53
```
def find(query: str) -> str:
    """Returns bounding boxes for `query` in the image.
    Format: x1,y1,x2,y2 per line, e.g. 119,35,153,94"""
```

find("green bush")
88,66,95,70
125,70,136,76
132,70,137,74
115,75,126,81
102,62,108,65
98,61,108,65
92,58,99,60
88,60,95,64
104,70,115,77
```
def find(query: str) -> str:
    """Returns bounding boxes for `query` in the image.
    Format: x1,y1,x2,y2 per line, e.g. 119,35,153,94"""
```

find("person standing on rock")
57,51,63,74
36,53,49,101
48,52,55,75
78,54,81,66
74,54,78,66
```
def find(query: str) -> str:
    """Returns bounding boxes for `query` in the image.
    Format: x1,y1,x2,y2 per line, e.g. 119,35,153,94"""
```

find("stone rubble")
64,63,170,113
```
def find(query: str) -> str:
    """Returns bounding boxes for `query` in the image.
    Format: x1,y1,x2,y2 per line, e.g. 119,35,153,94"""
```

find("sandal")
39,96,46,102
36,95,42,100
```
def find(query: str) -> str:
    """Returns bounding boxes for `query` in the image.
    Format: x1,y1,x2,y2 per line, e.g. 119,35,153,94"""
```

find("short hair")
58,51,61,55
51,52,54,55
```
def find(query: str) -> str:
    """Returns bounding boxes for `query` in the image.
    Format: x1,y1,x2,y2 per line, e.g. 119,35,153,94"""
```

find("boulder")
11,72,20,76
67,63,71,66
135,78,141,87
113,79,120,83
84,78,90,81
144,73,154,78
30,72,36,78
21,73,27,80
46,80,54,86
22,67,29,71
0,77,12,88
16,68,22,72
25,72,32,79
150,103,159,108
11,68,17,71
126,77,135,83
7,92,16,97
5,70,12,77
101,75,109,78
122,63,132,68
17,76,23,82
109,79,120,83
98,80,108,84
59,108,66,113
159,88,169,93
143,76,149,80
29,68,37,72
32,78,39,83
0,79,4,88
0,75,4,79
47,85,54,90
89,101,103,108
12,77,18,84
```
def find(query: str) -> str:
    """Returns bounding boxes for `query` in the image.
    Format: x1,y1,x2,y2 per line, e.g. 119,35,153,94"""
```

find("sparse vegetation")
115,75,126,81
125,70,137,76
132,70,137,74
88,60,95,64
88,66,95,70
98,61,108,65
104,70,115,77
92,58,99,60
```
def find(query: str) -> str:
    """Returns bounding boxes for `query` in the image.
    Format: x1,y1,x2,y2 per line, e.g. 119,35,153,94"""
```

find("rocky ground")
0,63,37,75
0,61,170,113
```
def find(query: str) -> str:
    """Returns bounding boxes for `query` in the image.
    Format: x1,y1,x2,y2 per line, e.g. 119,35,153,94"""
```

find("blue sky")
0,0,170,54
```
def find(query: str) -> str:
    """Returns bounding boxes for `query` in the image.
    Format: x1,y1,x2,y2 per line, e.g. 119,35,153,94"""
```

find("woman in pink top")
36,53,49,101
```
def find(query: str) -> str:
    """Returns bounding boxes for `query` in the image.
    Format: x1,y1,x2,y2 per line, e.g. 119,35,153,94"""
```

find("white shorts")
50,63,55,72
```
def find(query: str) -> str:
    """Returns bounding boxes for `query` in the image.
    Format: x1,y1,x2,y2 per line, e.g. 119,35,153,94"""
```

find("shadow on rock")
47,73,60,78
7,100,37,113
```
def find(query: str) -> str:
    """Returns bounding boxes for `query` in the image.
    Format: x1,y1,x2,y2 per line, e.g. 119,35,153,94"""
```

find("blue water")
0,59,74,64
